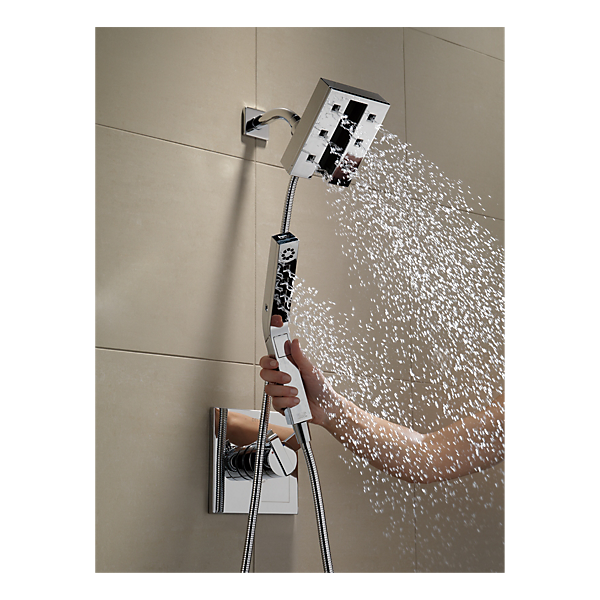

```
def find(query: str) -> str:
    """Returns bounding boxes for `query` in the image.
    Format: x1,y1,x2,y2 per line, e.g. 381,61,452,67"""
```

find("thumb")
290,338,313,374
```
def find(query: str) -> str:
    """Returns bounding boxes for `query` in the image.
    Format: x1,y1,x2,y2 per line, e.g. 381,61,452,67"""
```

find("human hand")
259,338,339,428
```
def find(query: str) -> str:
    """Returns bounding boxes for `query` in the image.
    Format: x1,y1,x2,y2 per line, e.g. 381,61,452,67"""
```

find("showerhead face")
281,78,390,186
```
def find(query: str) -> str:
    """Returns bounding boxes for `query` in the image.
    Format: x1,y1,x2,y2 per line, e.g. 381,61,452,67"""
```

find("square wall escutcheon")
210,408,298,514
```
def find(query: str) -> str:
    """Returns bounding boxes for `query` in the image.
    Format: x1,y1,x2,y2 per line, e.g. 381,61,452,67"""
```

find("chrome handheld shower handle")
268,324,312,427
280,358,312,427
262,230,311,426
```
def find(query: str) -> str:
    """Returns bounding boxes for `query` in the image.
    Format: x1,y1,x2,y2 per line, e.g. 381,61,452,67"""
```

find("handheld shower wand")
262,228,334,573
240,78,389,573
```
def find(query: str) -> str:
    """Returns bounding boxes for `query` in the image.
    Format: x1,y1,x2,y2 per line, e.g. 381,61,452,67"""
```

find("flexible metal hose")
241,175,298,571
281,175,299,234
240,175,298,571
215,408,228,513
293,422,334,572
305,444,334,572
240,387,271,572
242,174,333,573
282,176,334,571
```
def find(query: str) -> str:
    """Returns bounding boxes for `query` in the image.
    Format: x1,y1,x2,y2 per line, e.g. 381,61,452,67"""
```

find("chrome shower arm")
245,107,301,136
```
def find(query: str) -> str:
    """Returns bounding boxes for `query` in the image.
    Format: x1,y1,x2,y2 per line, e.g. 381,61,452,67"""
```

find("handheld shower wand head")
243,78,390,186
262,232,312,426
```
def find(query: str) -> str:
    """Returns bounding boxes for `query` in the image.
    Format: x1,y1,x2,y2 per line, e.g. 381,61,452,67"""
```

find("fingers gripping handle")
270,329,312,426
279,356,312,427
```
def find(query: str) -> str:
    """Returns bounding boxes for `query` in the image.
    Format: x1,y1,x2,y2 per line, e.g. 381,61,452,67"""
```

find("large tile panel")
96,27,256,159
414,463,505,572
256,28,405,170
404,29,504,219
96,126,255,364
96,349,256,572
408,201,504,388
255,162,411,381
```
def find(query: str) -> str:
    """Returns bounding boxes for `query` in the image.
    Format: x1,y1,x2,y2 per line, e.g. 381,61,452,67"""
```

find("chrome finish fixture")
240,388,270,573
226,429,297,480
240,175,302,573
261,229,334,572
243,107,301,140
262,186,333,573
293,421,334,572
262,232,311,426
209,408,298,515
280,175,299,236
243,78,389,186
242,108,269,141
262,232,298,338
281,79,389,186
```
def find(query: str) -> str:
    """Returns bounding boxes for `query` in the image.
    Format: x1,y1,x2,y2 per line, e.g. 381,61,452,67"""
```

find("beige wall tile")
414,464,505,572
255,162,411,381
470,213,505,247
413,27,504,60
96,28,256,159
96,126,256,364
404,29,504,219
411,381,504,572
408,203,504,388
255,28,405,170
96,349,256,572
412,380,503,434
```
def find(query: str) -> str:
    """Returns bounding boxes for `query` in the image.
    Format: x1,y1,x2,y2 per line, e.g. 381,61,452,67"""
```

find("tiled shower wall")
96,27,504,572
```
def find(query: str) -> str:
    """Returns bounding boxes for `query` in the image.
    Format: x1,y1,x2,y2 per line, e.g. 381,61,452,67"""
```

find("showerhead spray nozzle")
243,78,390,186
282,79,389,186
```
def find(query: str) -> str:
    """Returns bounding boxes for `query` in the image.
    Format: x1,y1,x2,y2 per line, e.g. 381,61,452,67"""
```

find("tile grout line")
95,122,309,187
95,122,253,164
95,346,439,387
95,345,255,368
407,27,505,62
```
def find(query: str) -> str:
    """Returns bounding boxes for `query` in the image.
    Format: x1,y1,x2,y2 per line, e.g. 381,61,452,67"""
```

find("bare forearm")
322,395,429,482
223,410,300,452
321,394,505,484
425,397,505,482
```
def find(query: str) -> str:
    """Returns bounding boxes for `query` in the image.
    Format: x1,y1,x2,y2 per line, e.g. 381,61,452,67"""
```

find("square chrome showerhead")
281,78,390,186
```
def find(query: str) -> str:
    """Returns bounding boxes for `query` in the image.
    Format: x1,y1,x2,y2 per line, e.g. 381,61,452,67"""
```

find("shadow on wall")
104,139,257,573
201,138,255,359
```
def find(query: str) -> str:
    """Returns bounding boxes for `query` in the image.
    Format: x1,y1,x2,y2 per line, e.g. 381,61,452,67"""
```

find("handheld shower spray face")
281,78,390,186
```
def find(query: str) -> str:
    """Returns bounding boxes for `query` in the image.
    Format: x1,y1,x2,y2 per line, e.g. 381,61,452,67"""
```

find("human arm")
321,392,504,483
259,339,504,483
214,408,300,452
